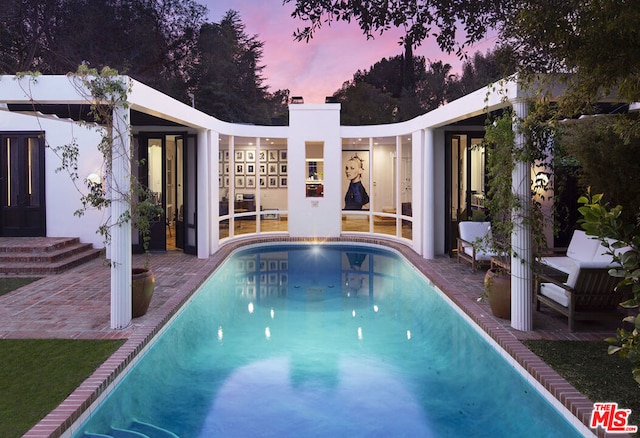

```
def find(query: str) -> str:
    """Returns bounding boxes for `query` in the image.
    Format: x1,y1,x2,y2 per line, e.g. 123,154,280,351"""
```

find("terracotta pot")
484,269,511,319
132,268,155,318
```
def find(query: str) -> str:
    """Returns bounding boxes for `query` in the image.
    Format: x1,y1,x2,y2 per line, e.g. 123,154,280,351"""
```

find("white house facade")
0,74,548,330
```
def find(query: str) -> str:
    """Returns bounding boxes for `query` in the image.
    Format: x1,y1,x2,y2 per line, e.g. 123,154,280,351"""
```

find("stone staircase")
0,237,102,275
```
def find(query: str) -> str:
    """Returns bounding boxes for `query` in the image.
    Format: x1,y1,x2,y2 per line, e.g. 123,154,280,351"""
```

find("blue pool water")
74,244,582,437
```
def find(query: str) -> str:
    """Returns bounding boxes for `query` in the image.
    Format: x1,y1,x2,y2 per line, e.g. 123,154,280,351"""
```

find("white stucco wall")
0,111,106,247
287,104,342,238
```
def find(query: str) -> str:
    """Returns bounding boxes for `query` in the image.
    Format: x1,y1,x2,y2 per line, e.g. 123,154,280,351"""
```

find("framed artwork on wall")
268,163,278,175
279,163,287,175
268,176,278,188
259,163,266,175
342,150,371,211
246,176,256,188
259,150,267,162
235,150,245,162
246,163,256,175
235,176,245,188
280,177,288,187
268,150,278,162
259,176,266,187
236,163,245,175
279,150,287,161
246,150,256,162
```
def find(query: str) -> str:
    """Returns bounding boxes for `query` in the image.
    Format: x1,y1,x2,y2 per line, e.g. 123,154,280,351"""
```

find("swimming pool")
74,244,584,437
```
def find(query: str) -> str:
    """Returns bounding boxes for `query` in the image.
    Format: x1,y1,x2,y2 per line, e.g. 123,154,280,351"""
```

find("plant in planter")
21,65,163,318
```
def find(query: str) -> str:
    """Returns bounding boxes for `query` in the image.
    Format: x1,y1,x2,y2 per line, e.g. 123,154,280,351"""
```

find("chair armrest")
540,247,568,257
535,271,574,292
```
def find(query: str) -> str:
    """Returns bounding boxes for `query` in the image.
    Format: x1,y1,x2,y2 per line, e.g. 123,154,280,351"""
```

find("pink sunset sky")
202,0,499,104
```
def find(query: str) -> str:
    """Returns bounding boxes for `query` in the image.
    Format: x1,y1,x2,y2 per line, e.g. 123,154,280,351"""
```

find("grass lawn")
0,278,125,437
0,339,125,438
525,339,640,435
0,277,40,296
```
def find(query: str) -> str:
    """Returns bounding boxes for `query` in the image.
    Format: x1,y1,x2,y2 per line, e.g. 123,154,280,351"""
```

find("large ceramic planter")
132,268,155,318
483,269,511,319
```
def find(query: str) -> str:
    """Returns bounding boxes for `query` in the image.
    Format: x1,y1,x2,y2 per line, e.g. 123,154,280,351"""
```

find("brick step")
0,237,80,253
0,237,102,275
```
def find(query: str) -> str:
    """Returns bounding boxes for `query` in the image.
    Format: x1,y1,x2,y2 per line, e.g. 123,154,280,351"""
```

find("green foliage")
285,0,505,57
481,101,553,259
559,115,640,225
578,189,640,385
0,339,124,438
335,47,511,124
483,108,516,253
191,11,273,124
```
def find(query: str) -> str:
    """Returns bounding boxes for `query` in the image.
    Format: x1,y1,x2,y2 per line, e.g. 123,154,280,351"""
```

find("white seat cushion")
566,230,600,262
540,282,570,307
458,221,492,242
540,256,577,275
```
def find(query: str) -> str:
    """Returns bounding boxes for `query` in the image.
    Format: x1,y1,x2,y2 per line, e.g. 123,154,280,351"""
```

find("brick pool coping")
19,236,622,437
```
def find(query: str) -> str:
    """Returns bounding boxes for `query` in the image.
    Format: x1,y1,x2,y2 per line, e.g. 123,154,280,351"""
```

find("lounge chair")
535,264,628,331
456,221,498,272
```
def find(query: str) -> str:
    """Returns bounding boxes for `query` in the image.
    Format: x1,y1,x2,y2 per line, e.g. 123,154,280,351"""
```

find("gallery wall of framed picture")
219,149,288,189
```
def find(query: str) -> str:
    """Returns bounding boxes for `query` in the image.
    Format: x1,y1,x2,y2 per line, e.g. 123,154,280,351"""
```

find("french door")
0,133,46,236
137,132,196,254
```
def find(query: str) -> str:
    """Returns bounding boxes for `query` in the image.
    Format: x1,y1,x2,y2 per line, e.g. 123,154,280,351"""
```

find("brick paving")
0,237,627,437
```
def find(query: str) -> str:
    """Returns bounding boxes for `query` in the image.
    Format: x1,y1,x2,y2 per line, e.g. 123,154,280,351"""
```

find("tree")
447,46,517,101
284,0,508,57
0,0,61,73
501,1,640,106
191,11,271,124
333,81,398,125
0,0,207,101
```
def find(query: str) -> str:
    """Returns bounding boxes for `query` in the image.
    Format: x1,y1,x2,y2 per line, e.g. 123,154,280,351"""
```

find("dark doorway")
137,133,194,252
0,133,46,236
445,132,486,256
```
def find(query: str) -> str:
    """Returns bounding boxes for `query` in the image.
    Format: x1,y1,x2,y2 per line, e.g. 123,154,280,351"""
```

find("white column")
423,128,435,259
110,101,132,330
198,129,211,259
510,99,533,331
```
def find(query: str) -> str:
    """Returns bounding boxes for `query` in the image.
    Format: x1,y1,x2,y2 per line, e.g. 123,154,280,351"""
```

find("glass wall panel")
400,135,412,240
260,137,288,231
233,136,257,236
370,136,395,234
341,138,371,233
219,135,230,239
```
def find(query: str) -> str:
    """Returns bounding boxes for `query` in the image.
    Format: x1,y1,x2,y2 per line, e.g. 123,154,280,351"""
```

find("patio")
0,237,622,437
